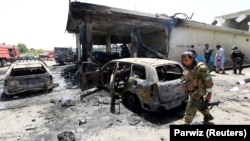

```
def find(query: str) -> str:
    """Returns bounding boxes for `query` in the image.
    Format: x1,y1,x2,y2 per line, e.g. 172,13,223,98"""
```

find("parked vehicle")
39,51,55,60
2,58,54,97
54,47,75,65
81,58,187,112
0,45,20,67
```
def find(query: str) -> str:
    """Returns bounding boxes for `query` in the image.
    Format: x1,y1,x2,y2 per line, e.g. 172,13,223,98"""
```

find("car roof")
10,60,45,69
111,58,181,67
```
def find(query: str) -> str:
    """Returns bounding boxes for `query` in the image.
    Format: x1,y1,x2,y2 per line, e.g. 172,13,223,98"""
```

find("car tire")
59,61,64,65
1,92,10,101
46,88,53,94
125,92,141,113
1,59,7,67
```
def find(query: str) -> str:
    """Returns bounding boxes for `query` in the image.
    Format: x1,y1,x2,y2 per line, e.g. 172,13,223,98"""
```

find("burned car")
81,58,187,112
91,51,120,66
2,59,54,96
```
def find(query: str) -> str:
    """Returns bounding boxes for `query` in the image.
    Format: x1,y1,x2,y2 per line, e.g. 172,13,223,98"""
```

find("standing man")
187,45,198,62
214,45,225,74
120,43,130,58
229,45,244,74
188,45,197,58
181,51,214,125
203,44,213,69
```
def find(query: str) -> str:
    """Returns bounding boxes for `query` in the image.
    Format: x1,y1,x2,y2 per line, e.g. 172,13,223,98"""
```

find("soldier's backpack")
232,49,243,58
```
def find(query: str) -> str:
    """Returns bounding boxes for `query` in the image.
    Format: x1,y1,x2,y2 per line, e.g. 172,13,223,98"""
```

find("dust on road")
0,61,250,141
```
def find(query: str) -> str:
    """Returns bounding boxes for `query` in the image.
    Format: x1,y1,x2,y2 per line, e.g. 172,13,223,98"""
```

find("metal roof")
112,57,182,66
65,2,183,44
215,9,250,20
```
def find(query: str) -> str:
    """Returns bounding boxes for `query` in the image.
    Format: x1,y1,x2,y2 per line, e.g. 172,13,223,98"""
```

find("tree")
28,48,45,56
17,43,29,53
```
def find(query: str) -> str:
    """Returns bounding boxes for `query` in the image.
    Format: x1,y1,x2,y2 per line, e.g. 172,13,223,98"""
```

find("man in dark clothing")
188,45,197,58
229,45,244,74
203,44,213,69
120,43,130,58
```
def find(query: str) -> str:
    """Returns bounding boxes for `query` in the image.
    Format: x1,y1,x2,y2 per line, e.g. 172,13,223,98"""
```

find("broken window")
156,64,182,82
116,63,131,81
10,67,46,76
132,65,146,79
114,63,131,92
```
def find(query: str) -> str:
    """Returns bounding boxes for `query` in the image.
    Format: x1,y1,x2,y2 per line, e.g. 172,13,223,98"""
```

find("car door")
101,61,117,91
81,62,102,91
156,64,185,104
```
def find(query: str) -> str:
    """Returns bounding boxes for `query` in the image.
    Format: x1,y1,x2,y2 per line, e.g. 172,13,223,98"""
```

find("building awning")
65,2,181,44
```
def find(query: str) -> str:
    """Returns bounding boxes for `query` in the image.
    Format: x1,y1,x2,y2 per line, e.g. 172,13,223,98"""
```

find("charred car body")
81,58,187,112
2,59,54,96
54,47,75,65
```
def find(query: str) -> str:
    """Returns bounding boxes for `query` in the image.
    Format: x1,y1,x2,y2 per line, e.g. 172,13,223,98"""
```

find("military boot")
203,115,214,123
233,70,237,74
222,70,225,74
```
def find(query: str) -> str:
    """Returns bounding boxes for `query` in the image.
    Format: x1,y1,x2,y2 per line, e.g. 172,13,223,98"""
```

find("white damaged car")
81,58,187,112
2,59,54,97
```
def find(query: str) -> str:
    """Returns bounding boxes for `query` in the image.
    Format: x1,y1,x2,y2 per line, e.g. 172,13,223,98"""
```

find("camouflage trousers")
232,58,243,74
182,94,212,125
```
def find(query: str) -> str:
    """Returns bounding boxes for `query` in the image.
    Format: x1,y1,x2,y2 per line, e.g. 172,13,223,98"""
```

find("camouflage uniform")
182,62,214,124
229,46,244,74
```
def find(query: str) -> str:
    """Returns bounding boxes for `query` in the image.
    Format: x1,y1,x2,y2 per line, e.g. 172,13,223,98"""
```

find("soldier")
181,51,214,125
229,45,244,74
203,44,213,69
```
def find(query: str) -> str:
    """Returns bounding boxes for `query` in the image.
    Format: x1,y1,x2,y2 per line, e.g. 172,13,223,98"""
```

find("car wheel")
46,88,53,94
125,92,141,112
1,92,10,101
1,59,7,67
59,61,64,65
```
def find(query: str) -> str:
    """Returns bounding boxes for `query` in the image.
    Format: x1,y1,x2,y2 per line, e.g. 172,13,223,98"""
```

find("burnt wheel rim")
127,94,137,108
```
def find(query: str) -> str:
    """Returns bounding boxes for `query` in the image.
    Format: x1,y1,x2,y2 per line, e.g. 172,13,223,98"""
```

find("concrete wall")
167,23,250,65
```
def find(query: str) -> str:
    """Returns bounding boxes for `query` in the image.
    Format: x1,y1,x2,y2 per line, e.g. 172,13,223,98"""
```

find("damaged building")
66,1,250,66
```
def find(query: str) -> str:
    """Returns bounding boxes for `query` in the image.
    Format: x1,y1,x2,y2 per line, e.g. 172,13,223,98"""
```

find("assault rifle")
201,99,221,110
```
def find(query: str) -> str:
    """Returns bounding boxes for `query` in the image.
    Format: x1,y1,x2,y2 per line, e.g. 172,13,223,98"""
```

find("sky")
0,0,249,50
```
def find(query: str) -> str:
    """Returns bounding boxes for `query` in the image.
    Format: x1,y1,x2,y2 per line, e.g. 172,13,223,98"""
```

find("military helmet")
232,45,237,50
